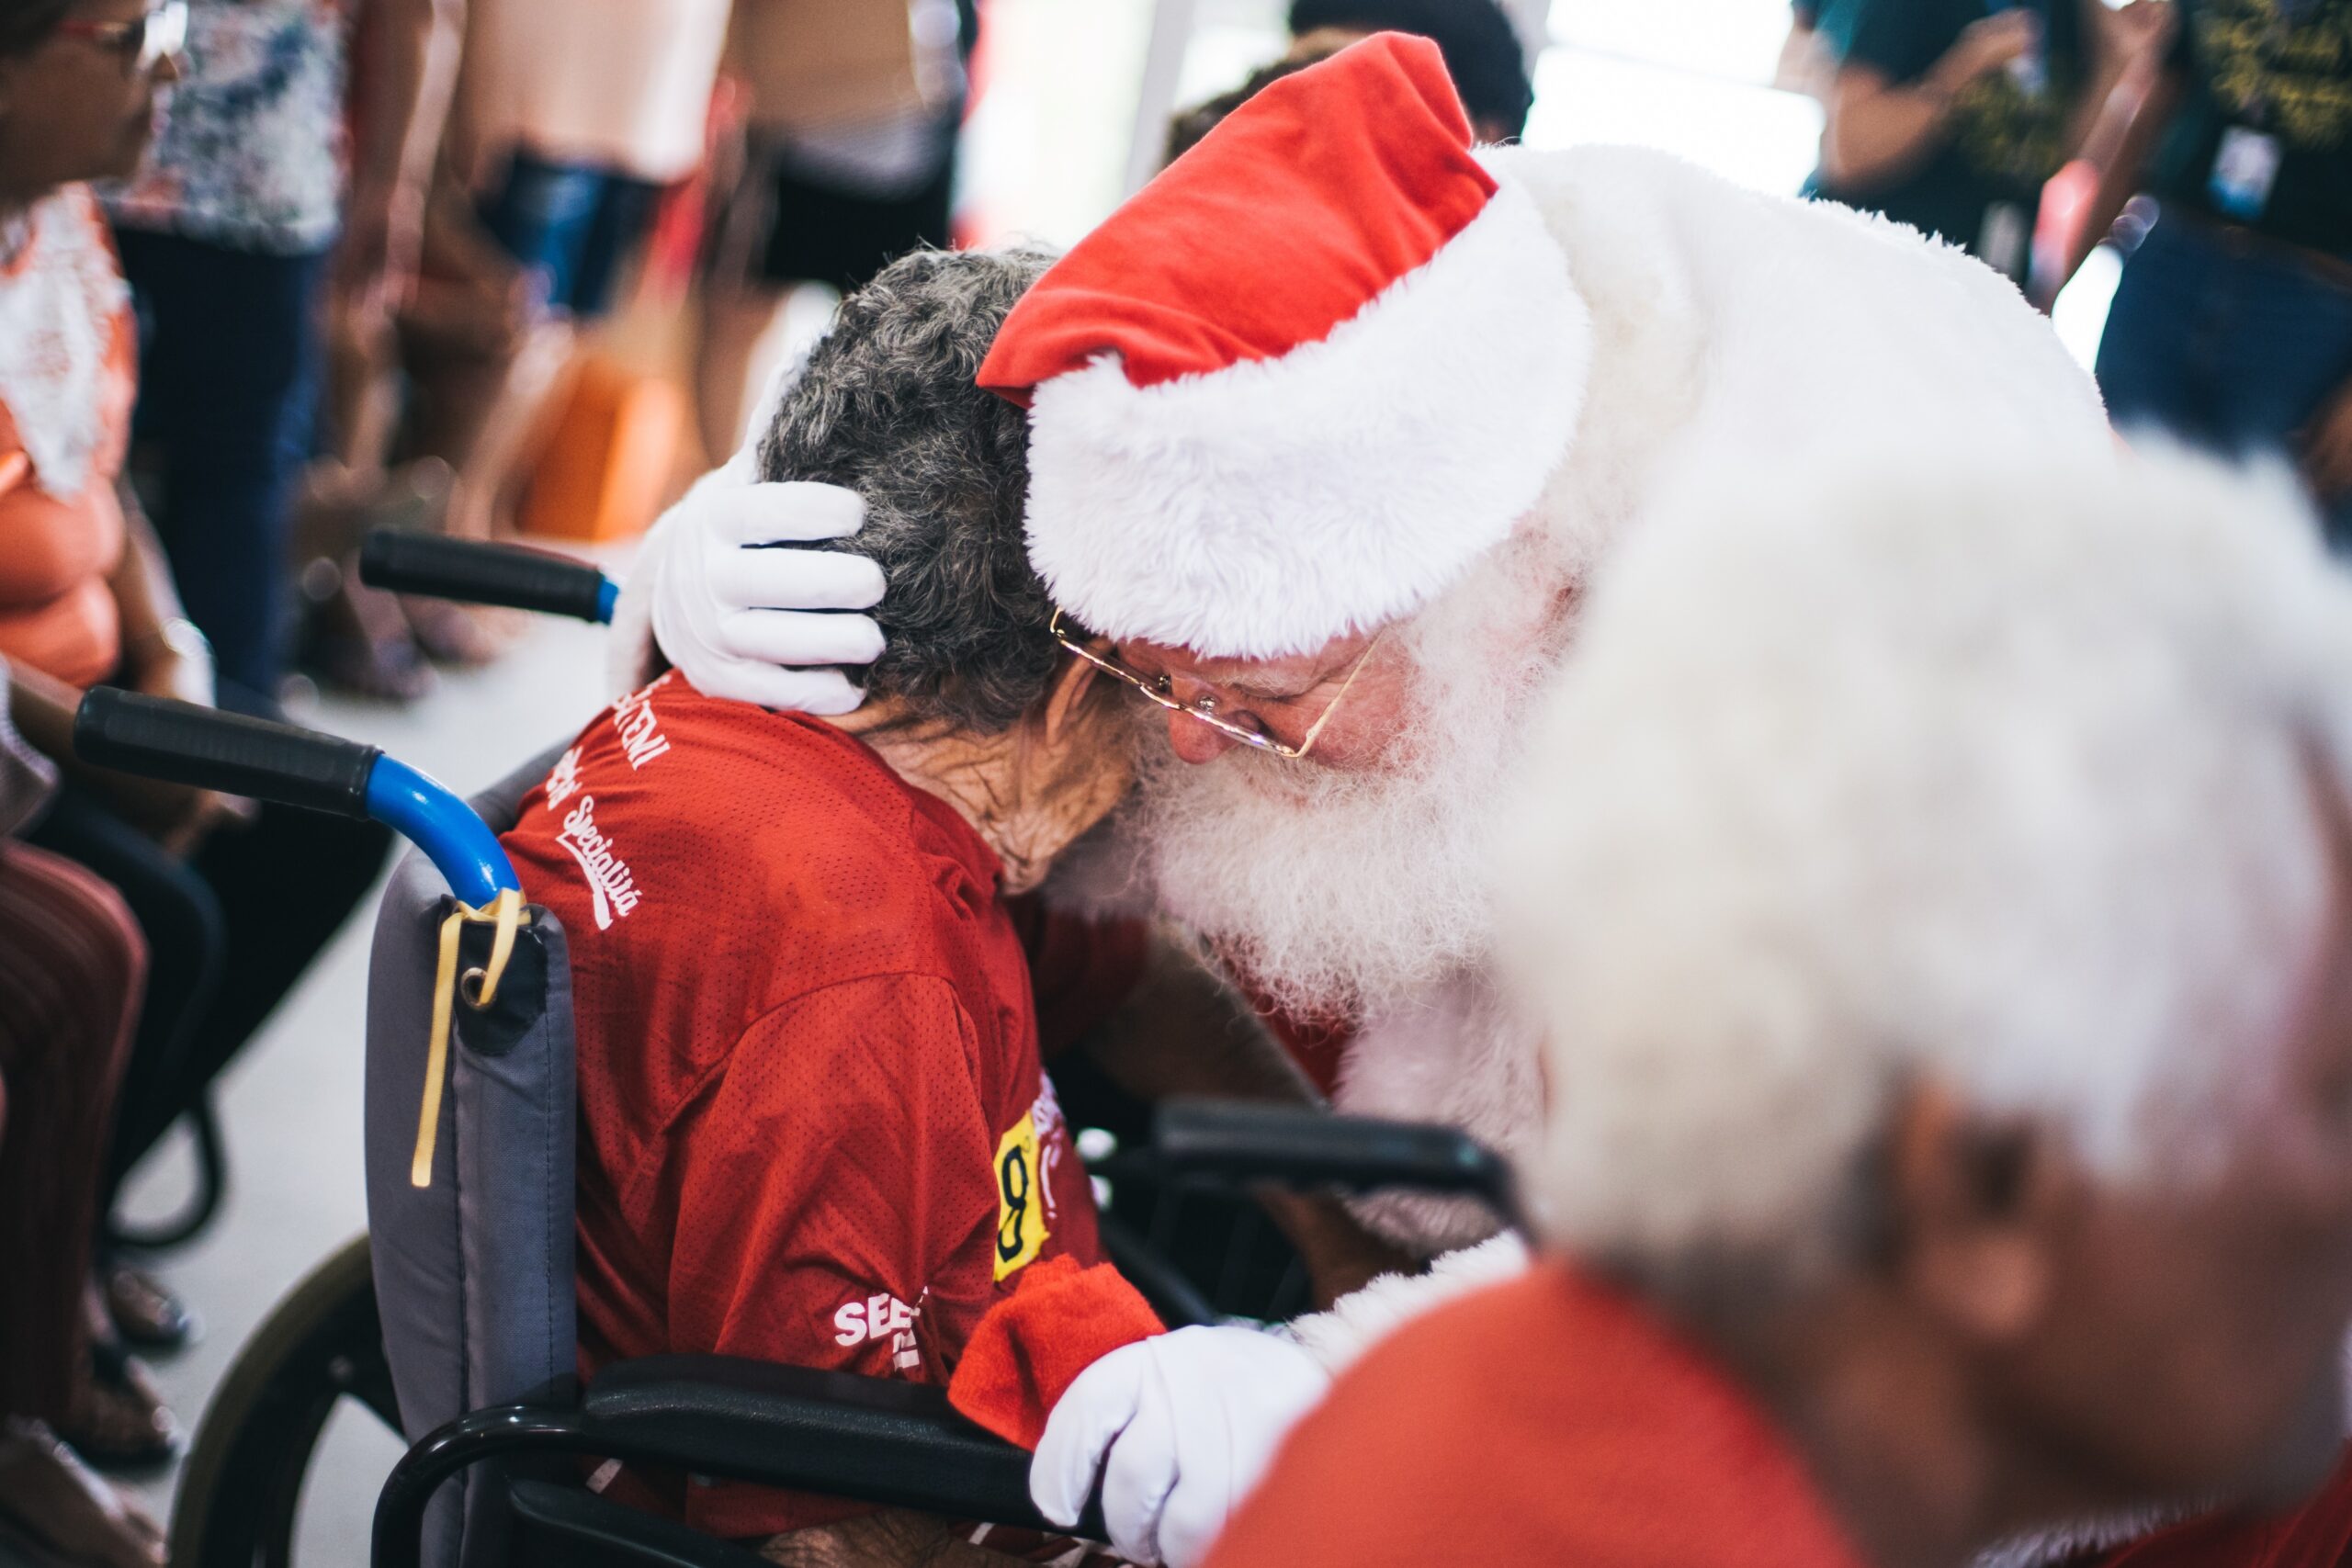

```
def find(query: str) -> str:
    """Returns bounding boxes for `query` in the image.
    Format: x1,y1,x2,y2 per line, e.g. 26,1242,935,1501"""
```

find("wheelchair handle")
1151,1099,1523,1230
359,530,617,626
73,688,517,905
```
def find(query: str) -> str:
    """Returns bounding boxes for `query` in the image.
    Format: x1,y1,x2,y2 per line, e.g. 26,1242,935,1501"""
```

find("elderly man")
1206,439,2352,1568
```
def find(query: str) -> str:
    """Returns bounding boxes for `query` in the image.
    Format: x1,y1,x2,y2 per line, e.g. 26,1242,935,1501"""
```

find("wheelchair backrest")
365,745,577,1568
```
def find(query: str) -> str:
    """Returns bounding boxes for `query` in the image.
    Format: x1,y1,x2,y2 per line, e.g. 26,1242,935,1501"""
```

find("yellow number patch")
993,1113,1047,1280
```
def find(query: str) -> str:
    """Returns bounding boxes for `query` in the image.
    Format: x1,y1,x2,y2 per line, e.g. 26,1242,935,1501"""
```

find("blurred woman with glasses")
0,0,399,1495
0,5,178,1555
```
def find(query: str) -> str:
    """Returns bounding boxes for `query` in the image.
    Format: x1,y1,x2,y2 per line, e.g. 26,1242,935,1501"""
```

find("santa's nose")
1167,709,1239,764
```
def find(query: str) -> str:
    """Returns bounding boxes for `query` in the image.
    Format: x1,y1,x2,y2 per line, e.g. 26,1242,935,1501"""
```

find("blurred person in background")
2068,0,2352,547
402,0,729,534
0,655,157,1568
457,0,727,323
1166,0,1530,162
1777,0,1832,98
1211,440,2352,1568
695,0,978,460
1805,0,2174,284
103,0,468,703
0,0,390,1446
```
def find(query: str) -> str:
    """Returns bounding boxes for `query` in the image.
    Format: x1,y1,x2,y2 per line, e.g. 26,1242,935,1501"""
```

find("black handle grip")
1151,1099,1521,1225
74,688,379,818
359,530,609,623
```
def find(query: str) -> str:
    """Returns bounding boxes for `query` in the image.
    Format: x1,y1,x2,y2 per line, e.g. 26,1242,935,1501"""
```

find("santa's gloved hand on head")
607,355,884,711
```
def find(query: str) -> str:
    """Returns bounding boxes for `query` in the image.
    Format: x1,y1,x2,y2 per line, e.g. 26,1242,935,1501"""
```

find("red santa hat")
978,32,1589,660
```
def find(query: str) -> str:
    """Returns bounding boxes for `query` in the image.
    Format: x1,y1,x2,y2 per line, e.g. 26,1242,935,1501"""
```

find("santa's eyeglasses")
1048,608,1382,761
56,0,186,73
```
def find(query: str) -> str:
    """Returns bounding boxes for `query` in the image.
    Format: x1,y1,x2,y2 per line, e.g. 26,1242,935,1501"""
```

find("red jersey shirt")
501,674,1129,1540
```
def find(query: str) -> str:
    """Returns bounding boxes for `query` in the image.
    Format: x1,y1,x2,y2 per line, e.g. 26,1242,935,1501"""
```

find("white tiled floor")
114,604,614,1560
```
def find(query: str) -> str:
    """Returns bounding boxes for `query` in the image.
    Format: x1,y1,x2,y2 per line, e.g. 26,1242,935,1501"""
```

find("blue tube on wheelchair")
596,577,619,625
365,756,521,907
74,689,523,905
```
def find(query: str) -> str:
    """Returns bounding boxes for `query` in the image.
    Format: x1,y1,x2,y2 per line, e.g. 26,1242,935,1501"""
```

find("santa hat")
977,32,1589,660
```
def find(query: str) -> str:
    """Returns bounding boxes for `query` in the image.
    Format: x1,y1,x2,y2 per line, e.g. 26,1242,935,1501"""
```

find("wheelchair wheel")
169,1235,403,1568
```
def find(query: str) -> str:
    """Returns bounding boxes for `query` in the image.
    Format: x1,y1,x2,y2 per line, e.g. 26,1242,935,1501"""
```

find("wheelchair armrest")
578,1355,1072,1531
375,1357,1102,1568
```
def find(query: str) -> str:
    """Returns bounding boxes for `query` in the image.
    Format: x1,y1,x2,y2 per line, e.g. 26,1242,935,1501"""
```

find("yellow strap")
412,888,530,1189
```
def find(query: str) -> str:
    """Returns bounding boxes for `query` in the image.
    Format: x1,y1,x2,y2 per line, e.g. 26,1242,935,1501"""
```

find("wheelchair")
72,538,1519,1568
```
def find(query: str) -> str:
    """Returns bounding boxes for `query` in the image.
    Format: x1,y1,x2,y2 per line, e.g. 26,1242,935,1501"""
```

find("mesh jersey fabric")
1203,1262,1870,1568
499,675,1134,1540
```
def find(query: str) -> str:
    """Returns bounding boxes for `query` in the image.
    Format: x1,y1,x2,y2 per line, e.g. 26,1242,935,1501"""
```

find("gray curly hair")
755,245,1059,733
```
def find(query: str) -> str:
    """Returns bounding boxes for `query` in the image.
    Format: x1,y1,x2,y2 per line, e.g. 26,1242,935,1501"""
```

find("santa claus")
627,28,2108,1236
616,31,2117,1562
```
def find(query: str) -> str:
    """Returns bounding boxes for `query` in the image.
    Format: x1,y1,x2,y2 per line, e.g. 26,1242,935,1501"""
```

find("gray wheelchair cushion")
366,744,576,1568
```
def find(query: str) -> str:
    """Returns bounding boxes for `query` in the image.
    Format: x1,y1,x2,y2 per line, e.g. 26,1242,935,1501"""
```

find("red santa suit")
1203,1260,1870,1568
499,674,1161,1541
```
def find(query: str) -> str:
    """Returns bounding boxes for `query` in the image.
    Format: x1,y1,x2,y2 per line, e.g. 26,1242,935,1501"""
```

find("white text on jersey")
832,1292,922,1371
556,796,640,929
612,677,671,771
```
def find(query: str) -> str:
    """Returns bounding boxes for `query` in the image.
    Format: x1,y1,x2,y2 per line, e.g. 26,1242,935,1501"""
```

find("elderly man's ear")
1041,656,1107,749
1883,1082,2081,1343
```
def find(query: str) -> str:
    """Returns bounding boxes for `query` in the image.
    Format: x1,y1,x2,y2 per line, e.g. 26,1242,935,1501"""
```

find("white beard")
1053,535,1574,1257
1125,532,1572,1028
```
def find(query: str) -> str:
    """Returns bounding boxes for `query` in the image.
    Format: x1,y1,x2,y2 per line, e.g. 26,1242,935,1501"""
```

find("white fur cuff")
1287,1233,1532,1375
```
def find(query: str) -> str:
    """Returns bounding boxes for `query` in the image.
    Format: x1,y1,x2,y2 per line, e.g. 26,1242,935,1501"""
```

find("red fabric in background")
2070,1448,2352,1568
1005,896,1147,1062
1205,1262,1869,1568
949,1256,1166,1449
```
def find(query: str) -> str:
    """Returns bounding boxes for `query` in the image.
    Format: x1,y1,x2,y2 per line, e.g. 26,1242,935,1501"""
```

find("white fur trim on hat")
1022,174,1590,660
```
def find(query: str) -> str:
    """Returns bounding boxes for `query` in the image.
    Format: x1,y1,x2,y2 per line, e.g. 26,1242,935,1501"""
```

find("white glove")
610,341,886,711
619,477,886,715
1031,1325,1331,1567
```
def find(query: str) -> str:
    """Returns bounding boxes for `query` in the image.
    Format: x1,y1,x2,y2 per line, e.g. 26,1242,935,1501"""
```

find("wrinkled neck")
831,699,1107,895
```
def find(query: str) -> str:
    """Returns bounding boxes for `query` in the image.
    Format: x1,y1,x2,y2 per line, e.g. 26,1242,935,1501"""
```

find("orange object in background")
516,353,687,542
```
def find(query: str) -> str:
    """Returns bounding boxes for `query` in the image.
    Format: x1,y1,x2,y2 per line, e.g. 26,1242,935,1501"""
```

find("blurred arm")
1082,931,1417,1305
1820,65,1962,190
339,0,468,317
2045,66,2184,303
1819,11,2039,191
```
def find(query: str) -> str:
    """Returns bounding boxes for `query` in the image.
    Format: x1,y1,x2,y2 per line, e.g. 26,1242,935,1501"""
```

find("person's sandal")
98,1260,197,1353
0,1419,164,1568
399,594,529,667
52,1344,181,1474
300,555,438,703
